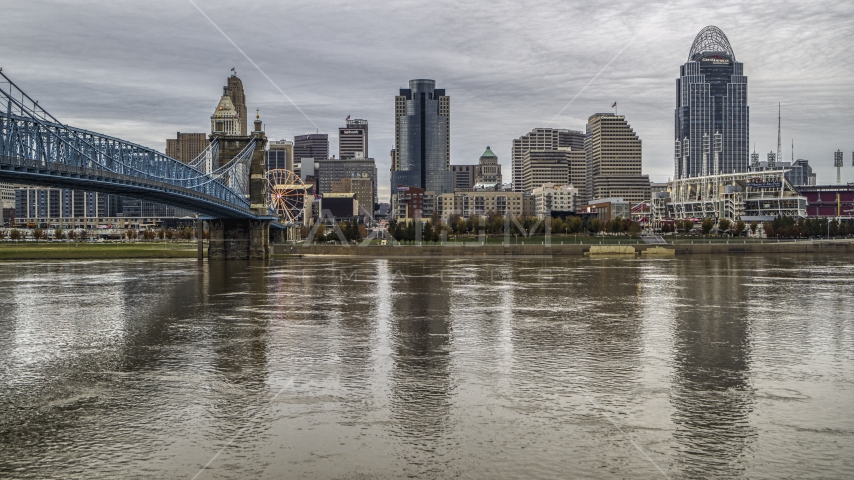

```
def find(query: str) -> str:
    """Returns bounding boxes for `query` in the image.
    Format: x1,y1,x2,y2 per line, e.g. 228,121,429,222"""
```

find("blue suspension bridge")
0,71,278,259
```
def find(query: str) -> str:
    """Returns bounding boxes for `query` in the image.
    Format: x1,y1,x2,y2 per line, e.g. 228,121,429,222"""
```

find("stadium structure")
655,169,806,223
652,26,808,227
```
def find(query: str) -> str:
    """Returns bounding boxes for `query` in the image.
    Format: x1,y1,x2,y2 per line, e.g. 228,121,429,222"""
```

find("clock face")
219,106,223,110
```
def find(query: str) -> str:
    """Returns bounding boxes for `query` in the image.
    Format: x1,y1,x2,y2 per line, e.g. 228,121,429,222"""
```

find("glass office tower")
675,26,748,179
391,79,453,195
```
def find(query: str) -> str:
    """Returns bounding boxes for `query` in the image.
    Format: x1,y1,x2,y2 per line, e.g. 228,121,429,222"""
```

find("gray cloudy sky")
3,0,853,200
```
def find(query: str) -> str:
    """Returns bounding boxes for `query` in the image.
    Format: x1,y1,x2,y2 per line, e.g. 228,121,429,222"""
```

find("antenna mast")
776,103,782,170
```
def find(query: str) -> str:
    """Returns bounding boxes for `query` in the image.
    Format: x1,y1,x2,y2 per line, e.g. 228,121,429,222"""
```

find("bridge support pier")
208,219,270,260
271,228,286,244
206,112,272,260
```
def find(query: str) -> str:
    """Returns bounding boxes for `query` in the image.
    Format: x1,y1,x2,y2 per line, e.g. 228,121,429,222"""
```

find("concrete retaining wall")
273,241,854,257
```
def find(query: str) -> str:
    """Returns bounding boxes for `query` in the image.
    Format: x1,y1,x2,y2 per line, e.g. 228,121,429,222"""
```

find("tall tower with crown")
211,85,241,136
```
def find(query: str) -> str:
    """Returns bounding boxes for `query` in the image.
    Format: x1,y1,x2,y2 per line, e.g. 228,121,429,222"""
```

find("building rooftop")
689,25,736,61
480,146,497,158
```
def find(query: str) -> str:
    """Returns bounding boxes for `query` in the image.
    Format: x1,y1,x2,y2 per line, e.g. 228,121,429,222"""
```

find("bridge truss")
0,71,267,219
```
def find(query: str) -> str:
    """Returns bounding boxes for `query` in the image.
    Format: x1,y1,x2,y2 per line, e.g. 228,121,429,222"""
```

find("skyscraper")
585,113,649,205
675,26,748,179
390,79,452,195
339,118,368,159
166,132,210,163
227,73,248,136
511,128,584,192
294,134,329,161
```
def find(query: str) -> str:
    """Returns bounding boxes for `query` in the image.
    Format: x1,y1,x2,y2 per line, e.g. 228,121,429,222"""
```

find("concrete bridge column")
271,228,286,244
208,219,270,260
249,220,270,259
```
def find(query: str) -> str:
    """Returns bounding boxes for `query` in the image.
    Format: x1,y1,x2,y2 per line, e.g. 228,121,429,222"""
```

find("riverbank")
276,240,854,257
0,242,201,260
3,239,852,260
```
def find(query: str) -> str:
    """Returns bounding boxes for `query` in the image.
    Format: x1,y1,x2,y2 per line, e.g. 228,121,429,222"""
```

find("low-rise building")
393,185,425,221
2,207,14,227
523,194,536,217
577,197,631,223
320,192,359,221
531,184,579,218
436,191,525,218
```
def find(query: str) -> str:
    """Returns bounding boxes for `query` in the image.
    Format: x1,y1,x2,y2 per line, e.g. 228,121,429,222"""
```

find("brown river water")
0,255,852,478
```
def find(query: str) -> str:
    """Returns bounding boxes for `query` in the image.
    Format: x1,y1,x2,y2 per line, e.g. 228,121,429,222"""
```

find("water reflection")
0,256,852,479
385,261,455,475
669,257,756,477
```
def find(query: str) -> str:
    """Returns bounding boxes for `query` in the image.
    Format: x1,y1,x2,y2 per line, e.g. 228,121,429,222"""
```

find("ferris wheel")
266,169,307,224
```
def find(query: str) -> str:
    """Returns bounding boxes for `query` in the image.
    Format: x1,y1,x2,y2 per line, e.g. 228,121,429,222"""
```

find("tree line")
0,227,207,241
302,219,366,244
381,214,644,244
762,216,853,238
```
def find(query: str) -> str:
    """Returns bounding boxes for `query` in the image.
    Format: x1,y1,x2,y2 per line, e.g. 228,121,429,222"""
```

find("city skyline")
2,1,852,200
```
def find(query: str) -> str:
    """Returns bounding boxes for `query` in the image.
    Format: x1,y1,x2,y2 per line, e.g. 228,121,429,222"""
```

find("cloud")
2,0,853,200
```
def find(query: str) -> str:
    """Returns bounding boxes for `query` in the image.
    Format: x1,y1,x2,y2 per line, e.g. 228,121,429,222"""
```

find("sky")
3,0,853,201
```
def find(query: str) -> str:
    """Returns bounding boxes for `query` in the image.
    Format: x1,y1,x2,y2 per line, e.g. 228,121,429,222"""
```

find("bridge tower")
207,101,272,260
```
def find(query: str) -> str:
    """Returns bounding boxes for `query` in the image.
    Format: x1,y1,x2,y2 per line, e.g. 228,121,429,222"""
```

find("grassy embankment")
324,235,782,246
0,241,202,260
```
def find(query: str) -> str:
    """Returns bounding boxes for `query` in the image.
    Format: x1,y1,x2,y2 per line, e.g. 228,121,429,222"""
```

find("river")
1,255,852,478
